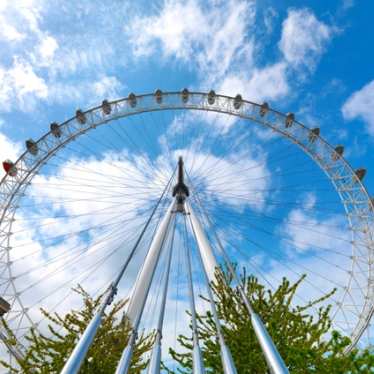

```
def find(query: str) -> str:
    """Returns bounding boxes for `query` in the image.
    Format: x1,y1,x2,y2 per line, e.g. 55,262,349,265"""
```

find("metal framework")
0,91,373,367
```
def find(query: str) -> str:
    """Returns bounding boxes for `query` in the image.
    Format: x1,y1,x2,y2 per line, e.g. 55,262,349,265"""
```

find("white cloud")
0,19,25,42
342,80,374,136
126,0,290,131
127,2,331,103
214,7,331,114
37,35,59,65
47,75,123,106
279,192,349,255
0,57,122,111
279,8,332,70
126,0,256,83
92,76,122,99
127,0,209,60
219,61,289,102
0,59,48,111
7,59,48,98
0,0,41,42
0,1,125,113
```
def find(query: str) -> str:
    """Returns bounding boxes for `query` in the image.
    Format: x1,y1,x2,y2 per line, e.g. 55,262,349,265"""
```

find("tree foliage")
170,268,374,373
1,285,153,373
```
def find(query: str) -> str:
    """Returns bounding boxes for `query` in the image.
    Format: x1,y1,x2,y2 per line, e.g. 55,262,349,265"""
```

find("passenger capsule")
354,168,366,182
155,89,163,104
285,113,294,128
76,110,86,124
2,160,17,177
0,297,10,317
259,102,269,117
50,122,62,138
309,128,320,143
233,94,242,110
128,93,137,108
102,100,111,115
332,145,344,161
181,88,189,103
26,139,38,156
208,90,216,105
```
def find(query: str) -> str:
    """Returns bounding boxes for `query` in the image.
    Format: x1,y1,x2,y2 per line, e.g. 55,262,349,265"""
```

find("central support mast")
172,156,189,212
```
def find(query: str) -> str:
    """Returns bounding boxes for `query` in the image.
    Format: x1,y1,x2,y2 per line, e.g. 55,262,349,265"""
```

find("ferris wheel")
0,90,373,373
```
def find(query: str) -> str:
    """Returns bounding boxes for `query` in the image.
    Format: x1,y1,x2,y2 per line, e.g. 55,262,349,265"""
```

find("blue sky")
0,0,374,172
0,0,373,369
0,1,374,163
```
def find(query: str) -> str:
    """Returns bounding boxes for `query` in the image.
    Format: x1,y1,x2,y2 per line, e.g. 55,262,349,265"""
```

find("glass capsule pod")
309,128,320,143
332,145,344,161
128,93,137,108
76,109,86,124
2,159,17,177
354,168,366,182
25,139,38,156
0,297,10,317
155,89,163,104
259,102,269,117
50,122,62,138
208,90,216,105
285,113,295,128
181,88,189,103
102,100,111,115
233,94,242,109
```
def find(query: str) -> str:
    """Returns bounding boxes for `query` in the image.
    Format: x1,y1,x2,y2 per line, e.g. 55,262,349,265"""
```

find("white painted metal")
147,220,174,374
126,201,175,326
251,313,289,374
220,343,238,374
185,201,218,283
114,332,136,374
115,201,175,374
192,337,205,374
187,201,237,374
147,332,161,374
60,307,103,374
196,203,289,374
184,216,206,374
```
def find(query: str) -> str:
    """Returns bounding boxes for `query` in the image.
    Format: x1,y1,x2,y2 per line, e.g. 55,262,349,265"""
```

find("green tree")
170,269,374,373
1,285,153,373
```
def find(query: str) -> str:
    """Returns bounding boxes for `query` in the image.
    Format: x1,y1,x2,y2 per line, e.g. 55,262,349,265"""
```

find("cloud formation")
126,1,333,124
342,80,374,136
279,8,332,71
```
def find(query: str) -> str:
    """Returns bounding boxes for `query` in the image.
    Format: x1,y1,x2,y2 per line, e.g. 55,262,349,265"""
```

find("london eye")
0,90,373,373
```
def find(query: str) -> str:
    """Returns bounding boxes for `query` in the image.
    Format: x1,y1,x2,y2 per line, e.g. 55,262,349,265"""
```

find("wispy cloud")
278,8,332,71
342,80,374,136
125,1,334,136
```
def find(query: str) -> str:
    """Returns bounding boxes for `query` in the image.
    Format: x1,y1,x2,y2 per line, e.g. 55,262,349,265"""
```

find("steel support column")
183,216,205,374
195,197,289,374
186,201,237,374
115,200,175,374
147,219,175,374
185,201,218,282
